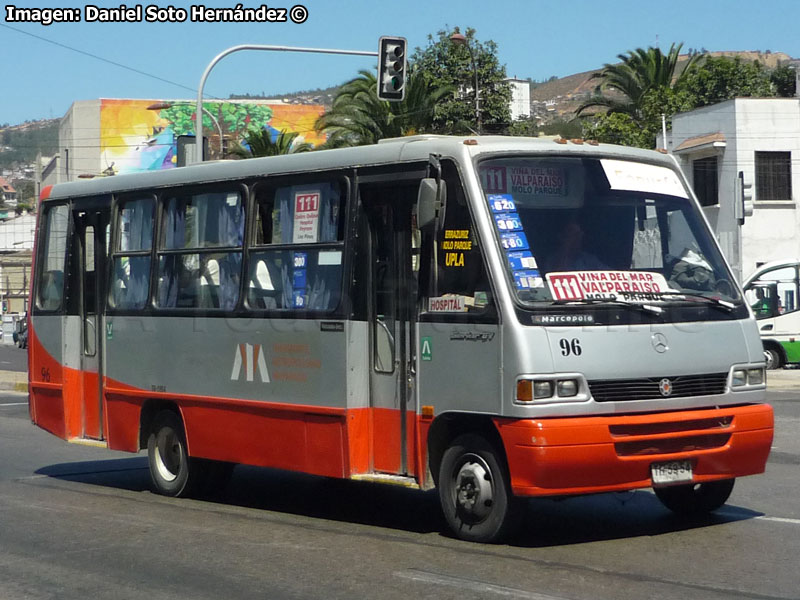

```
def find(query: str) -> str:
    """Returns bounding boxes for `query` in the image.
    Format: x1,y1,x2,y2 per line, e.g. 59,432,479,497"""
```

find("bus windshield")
478,156,740,306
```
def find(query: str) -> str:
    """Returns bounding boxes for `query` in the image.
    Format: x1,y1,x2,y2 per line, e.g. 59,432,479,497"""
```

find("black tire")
764,346,783,370
654,478,735,515
438,433,519,543
147,410,202,497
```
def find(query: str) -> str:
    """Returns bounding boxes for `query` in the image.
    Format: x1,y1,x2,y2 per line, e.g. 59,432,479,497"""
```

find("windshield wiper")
551,298,664,315
656,291,736,312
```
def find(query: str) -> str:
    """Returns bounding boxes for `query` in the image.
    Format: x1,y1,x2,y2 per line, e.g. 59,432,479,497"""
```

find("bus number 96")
559,338,582,357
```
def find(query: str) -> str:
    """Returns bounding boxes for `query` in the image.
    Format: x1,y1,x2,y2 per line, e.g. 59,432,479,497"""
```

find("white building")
506,78,531,121
664,98,800,281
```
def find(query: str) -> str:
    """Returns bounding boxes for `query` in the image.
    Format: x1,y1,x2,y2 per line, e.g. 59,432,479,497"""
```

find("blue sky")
2,0,799,125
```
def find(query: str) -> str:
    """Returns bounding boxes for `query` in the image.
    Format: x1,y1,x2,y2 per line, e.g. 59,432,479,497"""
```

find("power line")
0,22,202,96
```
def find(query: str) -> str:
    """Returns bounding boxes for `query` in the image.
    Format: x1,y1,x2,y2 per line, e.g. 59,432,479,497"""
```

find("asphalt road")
0,391,798,600
0,342,27,373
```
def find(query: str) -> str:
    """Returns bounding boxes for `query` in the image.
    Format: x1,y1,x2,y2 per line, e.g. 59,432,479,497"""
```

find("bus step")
351,473,420,489
68,437,108,448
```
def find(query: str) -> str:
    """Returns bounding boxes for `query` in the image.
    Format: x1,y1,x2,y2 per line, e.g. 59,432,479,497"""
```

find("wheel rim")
154,428,182,482
451,453,494,523
765,348,780,370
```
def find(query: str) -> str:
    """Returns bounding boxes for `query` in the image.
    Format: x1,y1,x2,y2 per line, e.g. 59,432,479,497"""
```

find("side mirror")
417,178,446,231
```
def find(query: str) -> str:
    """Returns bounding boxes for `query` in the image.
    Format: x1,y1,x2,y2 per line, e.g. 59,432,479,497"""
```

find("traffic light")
377,36,407,102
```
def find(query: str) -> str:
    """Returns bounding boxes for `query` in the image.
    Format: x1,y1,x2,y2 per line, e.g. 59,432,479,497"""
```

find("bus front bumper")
495,403,774,497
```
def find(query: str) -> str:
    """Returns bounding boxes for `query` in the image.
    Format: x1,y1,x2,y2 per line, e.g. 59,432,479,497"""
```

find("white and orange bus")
29,136,773,542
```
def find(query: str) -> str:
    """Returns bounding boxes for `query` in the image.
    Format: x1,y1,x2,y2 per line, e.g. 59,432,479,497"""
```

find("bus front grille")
588,373,728,402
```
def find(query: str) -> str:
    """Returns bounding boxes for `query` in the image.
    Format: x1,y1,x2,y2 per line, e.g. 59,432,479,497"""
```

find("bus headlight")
533,380,554,399
730,365,766,389
747,368,765,385
515,376,586,404
556,379,579,397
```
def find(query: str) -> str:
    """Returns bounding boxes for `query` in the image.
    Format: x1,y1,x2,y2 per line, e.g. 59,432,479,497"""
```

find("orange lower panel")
496,404,774,496
104,392,423,481
105,390,348,479
371,407,402,473
29,385,67,439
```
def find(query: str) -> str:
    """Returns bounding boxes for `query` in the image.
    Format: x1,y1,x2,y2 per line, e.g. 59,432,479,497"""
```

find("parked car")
15,325,27,349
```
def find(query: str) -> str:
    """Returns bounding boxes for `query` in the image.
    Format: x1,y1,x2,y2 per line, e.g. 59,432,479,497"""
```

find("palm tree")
229,128,312,158
315,69,452,147
577,43,703,119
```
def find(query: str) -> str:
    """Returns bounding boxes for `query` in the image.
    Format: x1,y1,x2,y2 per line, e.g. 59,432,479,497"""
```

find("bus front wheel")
654,478,735,515
764,346,784,370
438,434,519,543
147,410,200,497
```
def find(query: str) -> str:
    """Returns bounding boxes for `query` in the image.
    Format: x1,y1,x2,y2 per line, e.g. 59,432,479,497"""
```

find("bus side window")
111,198,154,310
747,265,798,317
248,180,345,312
156,190,244,310
36,204,69,311
423,162,494,316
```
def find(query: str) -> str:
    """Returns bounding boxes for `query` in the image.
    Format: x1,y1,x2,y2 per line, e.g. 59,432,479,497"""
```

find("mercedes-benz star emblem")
652,333,669,353
659,378,673,397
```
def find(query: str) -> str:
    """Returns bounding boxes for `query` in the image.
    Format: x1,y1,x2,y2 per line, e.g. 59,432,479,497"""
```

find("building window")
755,151,792,201
692,156,718,206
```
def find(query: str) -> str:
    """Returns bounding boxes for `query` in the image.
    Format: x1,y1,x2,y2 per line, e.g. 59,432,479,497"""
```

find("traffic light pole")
195,44,378,163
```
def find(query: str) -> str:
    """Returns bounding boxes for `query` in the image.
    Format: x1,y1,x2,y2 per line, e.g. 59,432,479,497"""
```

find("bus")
743,258,800,369
29,136,774,543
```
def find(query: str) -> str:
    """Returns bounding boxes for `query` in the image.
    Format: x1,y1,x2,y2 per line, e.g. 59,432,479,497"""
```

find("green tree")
315,69,452,147
412,27,511,134
682,56,774,107
506,115,538,137
585,86,693,148
541,118,584,139
229,128,311,158
770,64,796,97
577,43,702,119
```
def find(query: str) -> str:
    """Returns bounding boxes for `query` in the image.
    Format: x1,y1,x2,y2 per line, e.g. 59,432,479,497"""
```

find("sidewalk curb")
0,381,28,392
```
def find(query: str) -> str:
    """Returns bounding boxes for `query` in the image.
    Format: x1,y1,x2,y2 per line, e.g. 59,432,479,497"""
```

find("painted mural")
100,99,327,175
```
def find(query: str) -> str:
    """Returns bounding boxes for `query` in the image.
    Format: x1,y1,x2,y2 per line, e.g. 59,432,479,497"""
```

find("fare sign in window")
292,191,320,243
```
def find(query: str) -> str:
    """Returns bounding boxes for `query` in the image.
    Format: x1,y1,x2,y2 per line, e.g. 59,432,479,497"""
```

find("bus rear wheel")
147,410,201,497
438,434,519,543
654,478,735,515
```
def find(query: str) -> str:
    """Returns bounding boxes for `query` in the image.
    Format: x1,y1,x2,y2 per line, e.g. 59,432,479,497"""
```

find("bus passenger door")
72,208,110,440
365,191,416,475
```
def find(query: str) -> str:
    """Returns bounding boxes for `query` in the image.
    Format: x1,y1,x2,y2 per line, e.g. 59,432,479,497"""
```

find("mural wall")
99,99,326,174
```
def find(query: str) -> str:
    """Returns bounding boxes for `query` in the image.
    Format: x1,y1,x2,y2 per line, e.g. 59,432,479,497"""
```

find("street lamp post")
449,31,480,134
195,44,378,162
147,101,225,159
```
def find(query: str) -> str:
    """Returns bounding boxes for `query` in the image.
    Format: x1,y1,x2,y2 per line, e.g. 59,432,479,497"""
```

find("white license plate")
651,460,693,486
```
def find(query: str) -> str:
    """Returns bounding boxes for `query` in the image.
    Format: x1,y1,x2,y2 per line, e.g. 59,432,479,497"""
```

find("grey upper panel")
45,136,679,201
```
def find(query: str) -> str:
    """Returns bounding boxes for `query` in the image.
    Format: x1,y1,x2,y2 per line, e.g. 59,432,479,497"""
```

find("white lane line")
395,569,570,600
756,516,800,525
0,402,27,407
718,509,800,526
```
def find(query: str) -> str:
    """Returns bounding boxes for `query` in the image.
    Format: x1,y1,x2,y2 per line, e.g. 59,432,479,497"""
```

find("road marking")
756,516,800,525
0,402,27,407
718,509,800,526
395,569,570,600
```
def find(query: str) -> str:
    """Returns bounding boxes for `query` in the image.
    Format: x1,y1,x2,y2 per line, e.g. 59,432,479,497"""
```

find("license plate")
651,460,693,486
